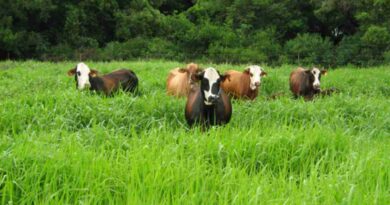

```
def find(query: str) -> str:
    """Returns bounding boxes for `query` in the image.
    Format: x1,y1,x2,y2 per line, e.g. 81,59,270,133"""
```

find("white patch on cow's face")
203,67,220,105
311,67,321,89
76,62,91,90
248,65,263,90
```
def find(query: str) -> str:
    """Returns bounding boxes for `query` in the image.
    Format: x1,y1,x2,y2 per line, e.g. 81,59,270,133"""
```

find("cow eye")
250,73,253,77
76,71,81,76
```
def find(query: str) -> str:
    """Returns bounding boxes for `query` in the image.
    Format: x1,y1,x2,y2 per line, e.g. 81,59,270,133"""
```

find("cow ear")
261,71,267,77
321,69,328,76
221,74,231,82
192,71,204,82
178,68,188,73
244,68,250,74
67,68,76,76
90,69,98,77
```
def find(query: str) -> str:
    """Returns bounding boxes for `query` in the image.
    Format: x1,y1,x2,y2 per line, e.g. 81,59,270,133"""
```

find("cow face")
178,63,202,84
186,63,200,74
194,67,228,105
67,63,97,90
306,67,327,90
245,65,267,90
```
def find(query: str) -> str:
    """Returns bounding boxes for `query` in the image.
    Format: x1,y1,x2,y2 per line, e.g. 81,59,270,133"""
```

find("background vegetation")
1,0,390,66
0,61,389,204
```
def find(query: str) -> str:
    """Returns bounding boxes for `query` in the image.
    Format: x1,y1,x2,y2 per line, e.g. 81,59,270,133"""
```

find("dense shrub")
285,33,334,66
335,35,362,66
1,0,390,66
384,50,390,65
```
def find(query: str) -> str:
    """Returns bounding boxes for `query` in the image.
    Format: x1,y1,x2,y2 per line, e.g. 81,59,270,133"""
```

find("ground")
0,61,389,204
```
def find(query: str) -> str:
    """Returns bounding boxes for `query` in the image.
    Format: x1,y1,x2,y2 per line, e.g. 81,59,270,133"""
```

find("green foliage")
383,50,390,64
0,61,389,204
285,33,334,66
335,35,362,65
1,1,390,66
362,26,390,48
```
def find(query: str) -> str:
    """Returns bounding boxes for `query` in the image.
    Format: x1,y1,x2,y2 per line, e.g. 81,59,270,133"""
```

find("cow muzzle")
207,95,219,103
78,83,91,90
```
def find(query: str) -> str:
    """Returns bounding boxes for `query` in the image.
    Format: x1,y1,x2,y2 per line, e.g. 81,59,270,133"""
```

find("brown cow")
67,63,138,96
221,65,267,100
289,67,327,100
166,63,202,97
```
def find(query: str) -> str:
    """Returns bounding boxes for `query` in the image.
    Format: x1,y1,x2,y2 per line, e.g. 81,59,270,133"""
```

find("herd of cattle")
67,62,331,129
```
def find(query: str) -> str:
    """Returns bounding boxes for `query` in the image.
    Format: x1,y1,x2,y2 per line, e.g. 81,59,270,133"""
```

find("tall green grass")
0,61,389,204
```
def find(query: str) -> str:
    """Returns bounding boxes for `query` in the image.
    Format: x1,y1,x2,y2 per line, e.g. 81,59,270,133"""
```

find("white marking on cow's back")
76,62,91,90
203,67,220,105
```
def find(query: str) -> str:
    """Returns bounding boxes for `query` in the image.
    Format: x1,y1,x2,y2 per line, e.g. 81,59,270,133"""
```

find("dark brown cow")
289,67,327,100
166,63,202,97
185,67,232,128
221,65,267,100
67,63,138,96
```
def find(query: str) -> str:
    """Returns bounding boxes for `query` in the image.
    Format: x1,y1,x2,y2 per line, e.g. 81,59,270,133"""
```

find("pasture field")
0,61,389,204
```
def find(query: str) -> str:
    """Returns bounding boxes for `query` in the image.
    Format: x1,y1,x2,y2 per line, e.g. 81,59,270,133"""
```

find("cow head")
67,62,98,90
178,63,202,84
306,67,327,90
186,63,200,74
244,65,267,90
193,67,229,105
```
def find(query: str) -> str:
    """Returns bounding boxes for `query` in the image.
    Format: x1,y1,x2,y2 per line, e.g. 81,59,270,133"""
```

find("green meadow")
0,61,389,204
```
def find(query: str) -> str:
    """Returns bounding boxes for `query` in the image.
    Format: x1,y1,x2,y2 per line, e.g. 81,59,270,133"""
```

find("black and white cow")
289,67,328,100
185,67,232,128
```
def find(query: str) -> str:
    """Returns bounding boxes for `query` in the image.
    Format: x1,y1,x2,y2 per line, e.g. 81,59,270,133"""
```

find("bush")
361,26,390,49
246,29,282,64
335,35,362,66
100,38,149,60
42,44,74,61
208,46,261,64
382,50,390,65
146,38,182,60
285,33,334,66
360,26,390,65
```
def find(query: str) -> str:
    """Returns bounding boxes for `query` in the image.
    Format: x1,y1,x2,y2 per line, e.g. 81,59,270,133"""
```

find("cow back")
167,68,190,97
221,70,257,100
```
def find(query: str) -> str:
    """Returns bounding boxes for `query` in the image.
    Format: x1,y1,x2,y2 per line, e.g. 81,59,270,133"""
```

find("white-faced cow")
185,67,232,128
67,62,138,96
221,65,267,100
166,63,202,97
289,67,328,100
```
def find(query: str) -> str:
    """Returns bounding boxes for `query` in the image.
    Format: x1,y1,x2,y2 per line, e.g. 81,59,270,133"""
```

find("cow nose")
208,95,219,102
254,82,260,86
313,84,320,89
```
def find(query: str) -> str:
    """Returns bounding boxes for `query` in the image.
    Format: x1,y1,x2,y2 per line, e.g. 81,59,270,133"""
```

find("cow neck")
303,71,314,91
188,72,198,89
242,72,258,99
89,75,105,90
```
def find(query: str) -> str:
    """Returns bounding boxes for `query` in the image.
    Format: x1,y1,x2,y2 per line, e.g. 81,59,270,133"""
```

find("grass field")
0,61,389,204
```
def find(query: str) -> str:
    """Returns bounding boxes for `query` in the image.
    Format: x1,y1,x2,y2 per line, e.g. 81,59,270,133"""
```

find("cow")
221,65,267,100
67,62,138,96
185,67,232,129
166,63,202,97
289,67,328,100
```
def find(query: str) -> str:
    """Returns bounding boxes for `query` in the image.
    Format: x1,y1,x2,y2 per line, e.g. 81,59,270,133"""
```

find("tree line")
1,0,389,66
